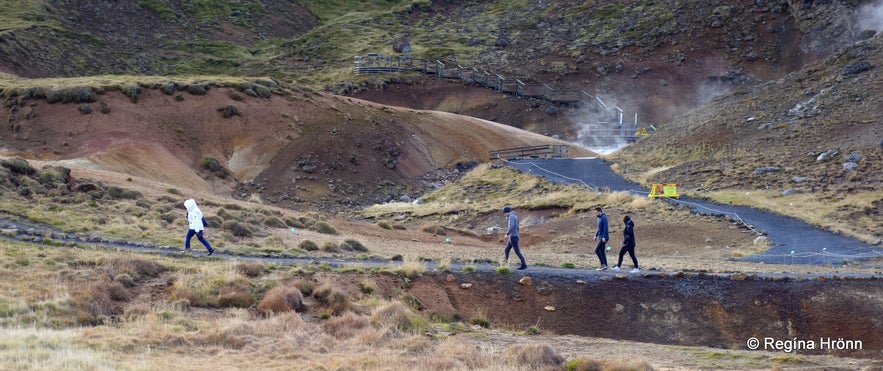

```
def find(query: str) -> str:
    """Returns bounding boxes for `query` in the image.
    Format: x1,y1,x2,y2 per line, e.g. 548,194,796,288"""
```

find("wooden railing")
354,53,604,106
488,145,570,161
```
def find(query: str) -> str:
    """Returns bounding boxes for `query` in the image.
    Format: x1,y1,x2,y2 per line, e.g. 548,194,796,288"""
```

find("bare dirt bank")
387,271,883,359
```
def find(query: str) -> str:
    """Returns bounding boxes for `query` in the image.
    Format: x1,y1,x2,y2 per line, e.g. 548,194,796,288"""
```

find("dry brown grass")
169,263,255,308
706,188,883,243
370,301,428,334
312,283,351,315
257,285,304,314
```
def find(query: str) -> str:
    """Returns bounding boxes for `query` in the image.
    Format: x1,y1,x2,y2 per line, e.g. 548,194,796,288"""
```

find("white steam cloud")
569,95,642,155
856,0,883,32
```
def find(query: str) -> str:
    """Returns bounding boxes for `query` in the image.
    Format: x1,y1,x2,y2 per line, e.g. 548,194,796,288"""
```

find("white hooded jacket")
184,199,204,232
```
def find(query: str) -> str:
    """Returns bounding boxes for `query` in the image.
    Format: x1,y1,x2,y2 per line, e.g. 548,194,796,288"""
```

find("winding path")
505,158,882,265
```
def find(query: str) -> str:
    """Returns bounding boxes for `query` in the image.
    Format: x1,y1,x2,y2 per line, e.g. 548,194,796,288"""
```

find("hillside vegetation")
0,1,881,369
612,34,883,244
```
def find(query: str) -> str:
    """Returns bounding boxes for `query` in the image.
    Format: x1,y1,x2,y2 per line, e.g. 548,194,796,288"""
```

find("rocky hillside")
611,34,883,244
2,0,876,127
0,0,318,77
0,77,591,211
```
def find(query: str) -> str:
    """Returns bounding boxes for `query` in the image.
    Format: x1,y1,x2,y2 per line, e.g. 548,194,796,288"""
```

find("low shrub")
341,239,368,252
222,220,253,237
292,279,315,297
298,240,319,251
263,216,287,228
312,283,350,314
235,262,266,278
313,221,337,235
107,186,142,200
322,241,341,253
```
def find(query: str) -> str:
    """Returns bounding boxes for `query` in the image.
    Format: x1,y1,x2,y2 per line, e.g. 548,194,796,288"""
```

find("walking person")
502,206,527,270
593,207,609,270
184,198,214,256
612,215,640,273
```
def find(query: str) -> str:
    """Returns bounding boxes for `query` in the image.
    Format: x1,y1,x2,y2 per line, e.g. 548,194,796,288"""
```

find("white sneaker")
630,268,640,273
611,266,621,271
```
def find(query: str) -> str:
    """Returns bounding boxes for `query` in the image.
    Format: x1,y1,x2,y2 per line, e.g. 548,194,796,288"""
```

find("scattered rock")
842,162,859,171
792,176,807,183
816,149,839,162
730,272,748,281
745,52,758,62
446,274,456,282
536,281,554,295
460,283,473,289
842,61,872,76
543,305,555,312
614,303,625,314
858,29,877,40
846,153,862,162
518,276,533,286
752,166,779,176
782,189,795,196
392,38,411,53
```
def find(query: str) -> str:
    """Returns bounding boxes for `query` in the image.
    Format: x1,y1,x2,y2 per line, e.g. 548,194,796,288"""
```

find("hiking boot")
630,268,640,273
611,266,621,271
596,265,608,271
517,265,527,270
207,249,214,256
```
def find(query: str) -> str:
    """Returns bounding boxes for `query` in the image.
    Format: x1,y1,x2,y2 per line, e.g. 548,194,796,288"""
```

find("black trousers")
617,244,638,268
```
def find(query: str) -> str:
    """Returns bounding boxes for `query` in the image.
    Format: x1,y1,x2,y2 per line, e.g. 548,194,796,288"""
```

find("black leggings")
617,244,638,268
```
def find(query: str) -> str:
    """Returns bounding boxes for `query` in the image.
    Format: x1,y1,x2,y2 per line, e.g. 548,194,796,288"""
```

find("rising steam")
856,0,883,32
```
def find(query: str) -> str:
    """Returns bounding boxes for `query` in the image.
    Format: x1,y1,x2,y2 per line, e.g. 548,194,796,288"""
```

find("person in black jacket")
612,214,639,273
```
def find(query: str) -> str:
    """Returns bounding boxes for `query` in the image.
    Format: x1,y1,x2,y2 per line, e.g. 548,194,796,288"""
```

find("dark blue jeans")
595,240,608,266
505,236,527,267
185,229,213,251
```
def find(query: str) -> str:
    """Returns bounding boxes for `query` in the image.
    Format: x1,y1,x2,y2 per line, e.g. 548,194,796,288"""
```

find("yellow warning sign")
648,183,679,199
634,127,650,136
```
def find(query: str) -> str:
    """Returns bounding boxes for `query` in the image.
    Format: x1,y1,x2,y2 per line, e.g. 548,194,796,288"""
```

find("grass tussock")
564,357,655,371
504,343,564,369
370,301,428,334
393,257,426,279
312,283,351,314
257,286,304,314
320,311,372,339
169,264,255,308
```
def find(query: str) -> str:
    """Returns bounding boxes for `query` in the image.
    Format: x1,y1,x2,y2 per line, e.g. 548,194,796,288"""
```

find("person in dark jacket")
184,198,214,256
593,207,609,270
502,206,527,270
612,214,639,273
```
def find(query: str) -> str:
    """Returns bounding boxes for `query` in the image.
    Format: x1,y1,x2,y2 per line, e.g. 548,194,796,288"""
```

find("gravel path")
506,158,882,265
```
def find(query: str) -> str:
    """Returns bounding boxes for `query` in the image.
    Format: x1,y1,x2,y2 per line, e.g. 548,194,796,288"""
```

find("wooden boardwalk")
354,53,649,145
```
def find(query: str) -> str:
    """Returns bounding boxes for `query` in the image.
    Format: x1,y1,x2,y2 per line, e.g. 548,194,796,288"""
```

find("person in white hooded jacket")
184,198,214,255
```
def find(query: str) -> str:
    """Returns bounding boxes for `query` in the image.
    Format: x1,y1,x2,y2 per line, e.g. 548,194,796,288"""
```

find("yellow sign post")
634,127,650,136
648,183,679,199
